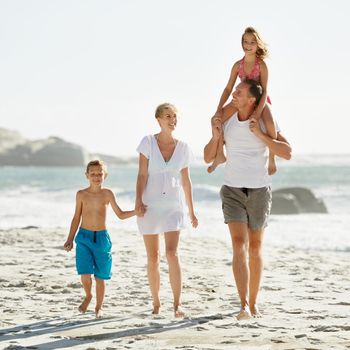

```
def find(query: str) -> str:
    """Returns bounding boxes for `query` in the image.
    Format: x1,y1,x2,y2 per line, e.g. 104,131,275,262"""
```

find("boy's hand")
64,240,73,252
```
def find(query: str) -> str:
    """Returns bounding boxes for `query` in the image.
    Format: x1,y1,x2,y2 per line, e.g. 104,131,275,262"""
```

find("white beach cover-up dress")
136,135,194,235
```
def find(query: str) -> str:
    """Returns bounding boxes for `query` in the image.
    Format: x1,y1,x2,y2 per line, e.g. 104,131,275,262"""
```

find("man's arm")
204,119,222,164
249,118,292,160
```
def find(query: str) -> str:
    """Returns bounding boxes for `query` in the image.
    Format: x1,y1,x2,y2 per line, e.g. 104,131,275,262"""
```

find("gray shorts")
220,185,272,231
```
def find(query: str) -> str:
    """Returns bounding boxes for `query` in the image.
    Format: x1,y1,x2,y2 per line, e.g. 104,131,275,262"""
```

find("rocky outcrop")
0,127,134,166
271,187,328,215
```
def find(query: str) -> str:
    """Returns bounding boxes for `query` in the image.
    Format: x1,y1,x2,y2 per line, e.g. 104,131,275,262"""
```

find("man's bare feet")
78,294,92,313
95,307,103,319
207,153,226,173
174,305,186,318
250,304,262,318
236,306,251,320
268,154,277,175
152,305,161,315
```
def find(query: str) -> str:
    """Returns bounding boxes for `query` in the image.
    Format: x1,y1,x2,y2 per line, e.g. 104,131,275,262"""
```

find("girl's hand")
190,213,198,228
64,240,73,252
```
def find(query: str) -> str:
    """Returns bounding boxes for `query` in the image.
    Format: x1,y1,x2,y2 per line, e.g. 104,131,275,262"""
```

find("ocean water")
1,154,349,252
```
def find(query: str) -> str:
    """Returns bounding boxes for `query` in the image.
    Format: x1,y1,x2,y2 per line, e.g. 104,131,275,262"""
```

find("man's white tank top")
223,113,271,188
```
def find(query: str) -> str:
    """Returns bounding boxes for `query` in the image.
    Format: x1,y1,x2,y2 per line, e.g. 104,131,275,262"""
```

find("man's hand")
249,117,263,137
211,115,223,140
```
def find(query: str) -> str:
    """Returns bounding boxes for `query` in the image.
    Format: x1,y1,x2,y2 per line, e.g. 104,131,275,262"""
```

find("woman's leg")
143,234,161,314
164,231,184,317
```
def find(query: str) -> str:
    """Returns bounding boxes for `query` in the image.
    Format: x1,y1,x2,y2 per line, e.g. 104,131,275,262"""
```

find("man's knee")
249,240,263,258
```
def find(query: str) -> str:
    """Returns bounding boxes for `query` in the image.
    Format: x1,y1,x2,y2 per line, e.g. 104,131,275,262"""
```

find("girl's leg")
95,277,105,318
261,105,277,175
164,231,184,317
207,134,226,173
143,234,161,314
79,274,93,313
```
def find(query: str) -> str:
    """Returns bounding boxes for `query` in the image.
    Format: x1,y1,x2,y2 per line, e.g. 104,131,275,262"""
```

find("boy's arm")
216,62,239,113
108,189,135,220
64,191,83,252
135,154,148,217
180,167,198,228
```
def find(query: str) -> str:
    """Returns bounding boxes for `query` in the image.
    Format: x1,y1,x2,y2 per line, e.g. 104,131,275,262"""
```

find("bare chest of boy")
81,192,109,230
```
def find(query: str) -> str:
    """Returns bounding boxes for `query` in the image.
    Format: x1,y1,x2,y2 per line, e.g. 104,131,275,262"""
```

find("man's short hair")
244,79,263,106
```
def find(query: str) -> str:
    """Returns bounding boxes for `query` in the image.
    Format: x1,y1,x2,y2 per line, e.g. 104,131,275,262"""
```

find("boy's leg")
261,105,277,175
143,234,161,314
164,231,184,317
95,277,105,318
79,274,93,313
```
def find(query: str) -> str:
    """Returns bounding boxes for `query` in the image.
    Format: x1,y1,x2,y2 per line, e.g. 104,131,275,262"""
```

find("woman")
135,103,198,318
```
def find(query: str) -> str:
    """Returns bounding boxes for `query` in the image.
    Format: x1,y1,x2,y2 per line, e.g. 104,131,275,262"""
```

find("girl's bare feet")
78,294,92,313
174,304,186,318
207,153,226,173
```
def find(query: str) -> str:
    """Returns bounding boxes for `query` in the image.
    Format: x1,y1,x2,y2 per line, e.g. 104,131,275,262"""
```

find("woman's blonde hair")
155,103,178,119
242,27,269,60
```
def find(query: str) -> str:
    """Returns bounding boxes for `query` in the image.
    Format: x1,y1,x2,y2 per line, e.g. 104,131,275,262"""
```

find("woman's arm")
135,154,149,217
181,167,198,228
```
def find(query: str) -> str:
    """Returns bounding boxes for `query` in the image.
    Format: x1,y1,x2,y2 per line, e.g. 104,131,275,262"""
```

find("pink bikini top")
238,57,261,82
238,57,272,104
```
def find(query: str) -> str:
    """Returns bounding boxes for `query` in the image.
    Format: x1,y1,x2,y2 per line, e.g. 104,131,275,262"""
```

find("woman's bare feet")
174,304,186,318
207,153,226,173
236,305,251,320
78,294,92,313
250,304,262,318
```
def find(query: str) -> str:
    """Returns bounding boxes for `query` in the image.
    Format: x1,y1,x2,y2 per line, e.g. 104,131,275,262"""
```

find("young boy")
63,160,135,318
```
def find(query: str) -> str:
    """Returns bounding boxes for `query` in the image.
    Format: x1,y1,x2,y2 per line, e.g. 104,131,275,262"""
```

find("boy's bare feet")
78,294,92,313
207,153,226,173
174,304,186,318
250,304,262,318
236,305,251,320
95,307,103,319
268,154,277,175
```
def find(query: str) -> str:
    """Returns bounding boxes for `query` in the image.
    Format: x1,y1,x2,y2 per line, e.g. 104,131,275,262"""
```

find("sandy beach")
1,226,349,350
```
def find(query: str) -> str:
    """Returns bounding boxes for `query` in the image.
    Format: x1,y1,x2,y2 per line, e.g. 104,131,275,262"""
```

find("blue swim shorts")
75,227,112,280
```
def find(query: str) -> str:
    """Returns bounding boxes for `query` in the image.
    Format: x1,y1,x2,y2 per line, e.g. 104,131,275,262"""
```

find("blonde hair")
155,103,178,119
86,159,108,176
242,27,269,60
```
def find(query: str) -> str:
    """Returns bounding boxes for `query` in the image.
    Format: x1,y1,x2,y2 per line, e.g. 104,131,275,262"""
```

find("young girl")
208,27,277,175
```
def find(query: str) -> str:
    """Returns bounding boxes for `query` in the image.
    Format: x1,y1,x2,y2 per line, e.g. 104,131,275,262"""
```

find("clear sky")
1,0,349,157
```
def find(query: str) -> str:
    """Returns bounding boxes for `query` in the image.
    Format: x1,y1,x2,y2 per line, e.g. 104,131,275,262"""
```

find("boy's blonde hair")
155,103,178,119
86,160,108,176
242,27,269,60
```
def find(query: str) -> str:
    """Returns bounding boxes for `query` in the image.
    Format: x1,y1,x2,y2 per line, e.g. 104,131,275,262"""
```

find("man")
204,79,292,320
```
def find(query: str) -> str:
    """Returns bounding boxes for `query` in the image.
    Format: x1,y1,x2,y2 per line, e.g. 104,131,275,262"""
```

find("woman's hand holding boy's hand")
135,200,147,217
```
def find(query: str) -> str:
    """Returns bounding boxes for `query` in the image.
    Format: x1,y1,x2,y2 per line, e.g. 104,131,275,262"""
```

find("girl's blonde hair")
155,103,178,119
242,27,269,60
